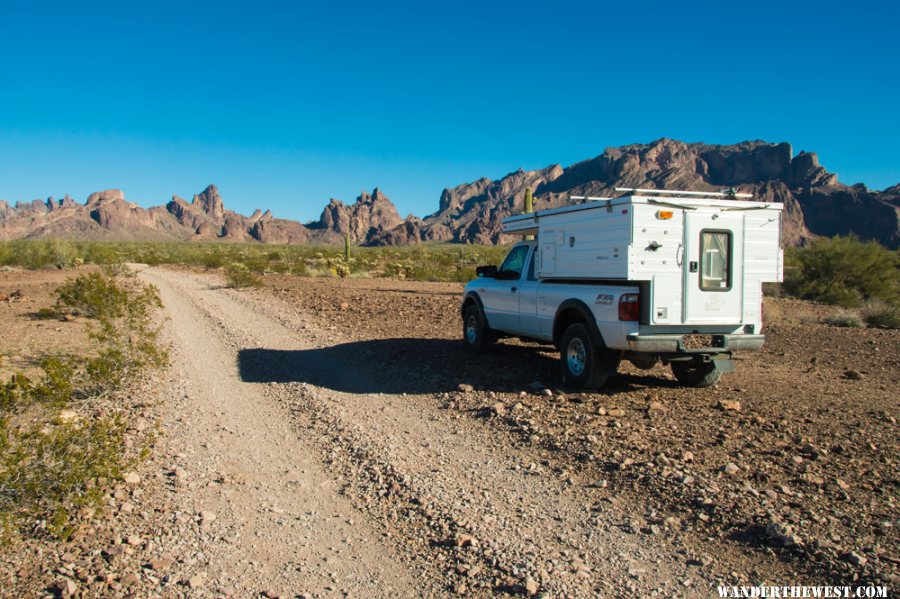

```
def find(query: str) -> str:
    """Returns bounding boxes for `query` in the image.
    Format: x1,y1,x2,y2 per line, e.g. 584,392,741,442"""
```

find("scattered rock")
842,551,868,566
765,521,802,546
149,555,175,571
647,401,667,416
123,472,141,485
843,369,863,380
718,400,741,411
723,462,741,475
55,578,77,597
524,575,539,595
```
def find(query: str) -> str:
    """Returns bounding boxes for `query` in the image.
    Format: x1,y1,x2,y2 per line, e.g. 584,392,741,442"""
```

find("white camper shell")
501,191,784,328
460,189,784,389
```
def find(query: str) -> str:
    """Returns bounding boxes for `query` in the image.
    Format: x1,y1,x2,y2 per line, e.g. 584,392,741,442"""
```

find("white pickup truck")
460,189,784,389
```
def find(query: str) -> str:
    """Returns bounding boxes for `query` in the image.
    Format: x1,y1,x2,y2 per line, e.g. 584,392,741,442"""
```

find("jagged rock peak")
192,184,224,220
86,189,125,205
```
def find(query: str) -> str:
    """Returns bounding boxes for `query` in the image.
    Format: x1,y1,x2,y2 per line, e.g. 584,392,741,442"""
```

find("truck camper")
461,188,784,388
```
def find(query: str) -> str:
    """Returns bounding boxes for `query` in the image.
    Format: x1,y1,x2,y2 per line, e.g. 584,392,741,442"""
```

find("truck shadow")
237,338,676,395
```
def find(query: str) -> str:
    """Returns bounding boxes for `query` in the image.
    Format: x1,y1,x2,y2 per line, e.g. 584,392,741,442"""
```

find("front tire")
463,304,494,353
559,323,609,389
670,360,722,387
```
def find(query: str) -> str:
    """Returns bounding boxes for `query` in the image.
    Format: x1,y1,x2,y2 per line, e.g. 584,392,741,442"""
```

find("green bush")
823,311,862,328
224,264,263,288
784,236,899,307
0,272,167,543
0,414,126,541
56,272,130,319
55,271,167,390
863,303,900,329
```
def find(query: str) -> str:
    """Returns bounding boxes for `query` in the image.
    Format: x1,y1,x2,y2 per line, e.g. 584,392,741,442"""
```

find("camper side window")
699,230,731,291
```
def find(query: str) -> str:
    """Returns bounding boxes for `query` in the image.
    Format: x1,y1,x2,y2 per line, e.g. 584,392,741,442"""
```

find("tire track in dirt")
138,267,431,598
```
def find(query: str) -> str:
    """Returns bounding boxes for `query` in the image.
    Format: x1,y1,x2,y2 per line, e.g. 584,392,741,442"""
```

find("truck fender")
461,291,491,328
552,299,605,349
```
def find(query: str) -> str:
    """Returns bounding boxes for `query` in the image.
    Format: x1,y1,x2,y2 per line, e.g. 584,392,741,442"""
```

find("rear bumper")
625,333,765,353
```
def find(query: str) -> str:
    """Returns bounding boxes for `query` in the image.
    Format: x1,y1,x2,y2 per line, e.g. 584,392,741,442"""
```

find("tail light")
618,293,640,321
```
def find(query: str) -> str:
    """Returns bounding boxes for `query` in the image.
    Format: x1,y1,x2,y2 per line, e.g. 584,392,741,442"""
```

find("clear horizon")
1,0,897,222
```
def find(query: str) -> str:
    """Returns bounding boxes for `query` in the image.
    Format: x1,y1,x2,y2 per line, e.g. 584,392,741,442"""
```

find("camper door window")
699,230,732,291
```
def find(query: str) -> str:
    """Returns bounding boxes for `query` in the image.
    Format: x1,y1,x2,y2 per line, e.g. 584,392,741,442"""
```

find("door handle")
511,287,517,293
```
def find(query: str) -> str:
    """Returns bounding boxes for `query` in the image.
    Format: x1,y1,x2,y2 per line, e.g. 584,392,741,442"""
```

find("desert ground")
0,266,896,598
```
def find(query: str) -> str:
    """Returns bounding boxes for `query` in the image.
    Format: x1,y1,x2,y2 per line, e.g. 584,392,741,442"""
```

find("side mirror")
476,265,498,278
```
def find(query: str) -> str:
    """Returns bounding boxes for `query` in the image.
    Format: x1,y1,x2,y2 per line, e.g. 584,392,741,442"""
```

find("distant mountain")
1,139,897,248
0,184,401,246
372,139,899,249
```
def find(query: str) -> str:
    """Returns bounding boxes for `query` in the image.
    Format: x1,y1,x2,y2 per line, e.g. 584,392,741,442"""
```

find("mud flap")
712,357,736,373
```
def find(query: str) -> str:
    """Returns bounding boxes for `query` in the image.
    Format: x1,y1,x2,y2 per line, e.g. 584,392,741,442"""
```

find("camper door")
682,212,744,324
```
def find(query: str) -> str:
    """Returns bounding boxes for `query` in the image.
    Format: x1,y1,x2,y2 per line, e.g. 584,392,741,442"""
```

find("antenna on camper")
614,187,753,199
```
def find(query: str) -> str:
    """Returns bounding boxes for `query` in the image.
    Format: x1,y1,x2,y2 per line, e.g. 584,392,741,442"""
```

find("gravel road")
125,266,854,598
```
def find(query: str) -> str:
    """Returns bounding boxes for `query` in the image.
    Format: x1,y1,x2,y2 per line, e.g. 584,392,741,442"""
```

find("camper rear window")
699,230,731,291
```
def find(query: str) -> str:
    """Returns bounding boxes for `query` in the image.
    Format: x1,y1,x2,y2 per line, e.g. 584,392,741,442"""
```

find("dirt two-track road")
125,266,896,598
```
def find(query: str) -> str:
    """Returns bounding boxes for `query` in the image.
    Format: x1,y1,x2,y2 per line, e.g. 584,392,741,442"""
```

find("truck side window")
699,230,731,291
498,245,529,279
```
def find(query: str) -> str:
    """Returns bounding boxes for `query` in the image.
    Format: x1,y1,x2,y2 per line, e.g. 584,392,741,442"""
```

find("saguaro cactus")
524,187,534,240
344,232,351,263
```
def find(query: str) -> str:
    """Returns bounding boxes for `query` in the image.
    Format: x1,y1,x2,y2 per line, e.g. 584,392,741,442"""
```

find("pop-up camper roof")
502,188,779,235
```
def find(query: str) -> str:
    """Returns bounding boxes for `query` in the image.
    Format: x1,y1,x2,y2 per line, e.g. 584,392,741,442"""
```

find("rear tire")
670,360,722,387
559,323,609,389
463,304,494,353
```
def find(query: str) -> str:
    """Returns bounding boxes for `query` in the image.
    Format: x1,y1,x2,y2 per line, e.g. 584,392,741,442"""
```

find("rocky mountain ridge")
1,139,897,248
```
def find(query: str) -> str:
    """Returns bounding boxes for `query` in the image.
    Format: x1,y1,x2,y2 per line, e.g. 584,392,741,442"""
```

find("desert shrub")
762,282,783,298
202,252,226,269
823,311,862,328
0,272,166,544
56,271,130,319
290,261,308,276
862,303,900,329
224,264,262,288
55,272,167,390
82,243,120,265
784,236,899,307
0,414,126,542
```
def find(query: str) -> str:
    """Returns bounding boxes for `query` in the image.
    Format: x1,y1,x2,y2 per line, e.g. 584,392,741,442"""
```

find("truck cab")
472,241,540,336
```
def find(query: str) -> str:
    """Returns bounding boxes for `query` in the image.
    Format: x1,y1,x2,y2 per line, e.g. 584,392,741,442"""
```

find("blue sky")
1,0,897,222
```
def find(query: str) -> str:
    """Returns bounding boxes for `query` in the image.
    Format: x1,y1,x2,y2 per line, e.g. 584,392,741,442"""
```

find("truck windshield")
700,230,731,290
499,245,530,278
